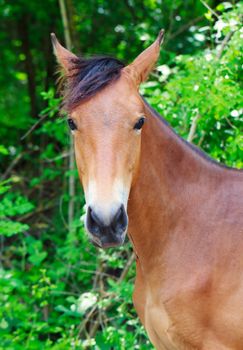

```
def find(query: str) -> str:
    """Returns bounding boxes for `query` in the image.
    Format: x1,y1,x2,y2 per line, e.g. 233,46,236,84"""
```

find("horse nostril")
90,207,103,227
111,205,128,233
86,206,103,236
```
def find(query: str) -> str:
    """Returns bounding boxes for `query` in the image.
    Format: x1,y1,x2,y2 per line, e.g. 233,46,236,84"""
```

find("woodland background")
0,0,242,349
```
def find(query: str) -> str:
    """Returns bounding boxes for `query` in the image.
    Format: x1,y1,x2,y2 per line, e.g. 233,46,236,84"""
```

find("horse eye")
67,118,77,131
134,117,145,130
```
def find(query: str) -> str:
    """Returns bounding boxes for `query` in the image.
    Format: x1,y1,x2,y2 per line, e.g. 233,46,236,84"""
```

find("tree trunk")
18,15,37,118
58,0,75,231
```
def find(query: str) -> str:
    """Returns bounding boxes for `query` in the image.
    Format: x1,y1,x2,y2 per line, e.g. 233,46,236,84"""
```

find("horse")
51,31,243,349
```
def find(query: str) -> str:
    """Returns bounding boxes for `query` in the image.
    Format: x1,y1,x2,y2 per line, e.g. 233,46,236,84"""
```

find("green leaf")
0,220,29,236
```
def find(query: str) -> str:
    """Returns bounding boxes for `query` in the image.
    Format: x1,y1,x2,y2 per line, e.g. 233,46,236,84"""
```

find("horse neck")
127,101,221,266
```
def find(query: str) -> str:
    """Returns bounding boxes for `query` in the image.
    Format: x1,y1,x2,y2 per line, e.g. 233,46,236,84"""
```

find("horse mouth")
89,231,126,249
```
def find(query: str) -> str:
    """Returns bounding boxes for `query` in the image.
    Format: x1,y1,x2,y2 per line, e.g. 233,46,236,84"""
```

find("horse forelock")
60,55,125,112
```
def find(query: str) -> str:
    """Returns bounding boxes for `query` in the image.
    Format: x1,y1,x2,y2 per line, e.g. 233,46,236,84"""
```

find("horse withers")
52,31,243,349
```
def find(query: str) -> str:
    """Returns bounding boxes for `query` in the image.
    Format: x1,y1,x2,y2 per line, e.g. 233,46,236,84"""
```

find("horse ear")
124,29,164,85
51,33,78,74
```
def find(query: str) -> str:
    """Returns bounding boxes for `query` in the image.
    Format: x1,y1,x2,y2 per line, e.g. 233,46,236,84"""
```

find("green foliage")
0,179,34,236
142,3,243,168
0,1,242,349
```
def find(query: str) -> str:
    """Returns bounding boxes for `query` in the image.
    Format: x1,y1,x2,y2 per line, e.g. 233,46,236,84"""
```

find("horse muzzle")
85,204,128,248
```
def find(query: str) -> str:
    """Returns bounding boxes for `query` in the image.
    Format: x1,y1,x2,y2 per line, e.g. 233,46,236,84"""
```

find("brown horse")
52,31,243,349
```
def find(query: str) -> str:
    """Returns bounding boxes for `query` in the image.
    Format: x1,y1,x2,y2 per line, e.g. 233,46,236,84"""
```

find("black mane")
63,56,125,111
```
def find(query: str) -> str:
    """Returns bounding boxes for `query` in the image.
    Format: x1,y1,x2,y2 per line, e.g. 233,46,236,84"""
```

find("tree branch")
216,30,234,59
187,113,200,143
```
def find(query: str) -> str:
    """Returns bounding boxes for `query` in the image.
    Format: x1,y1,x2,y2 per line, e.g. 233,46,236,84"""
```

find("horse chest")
133,267,180,349
133,260,201,350
143,292,179,350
